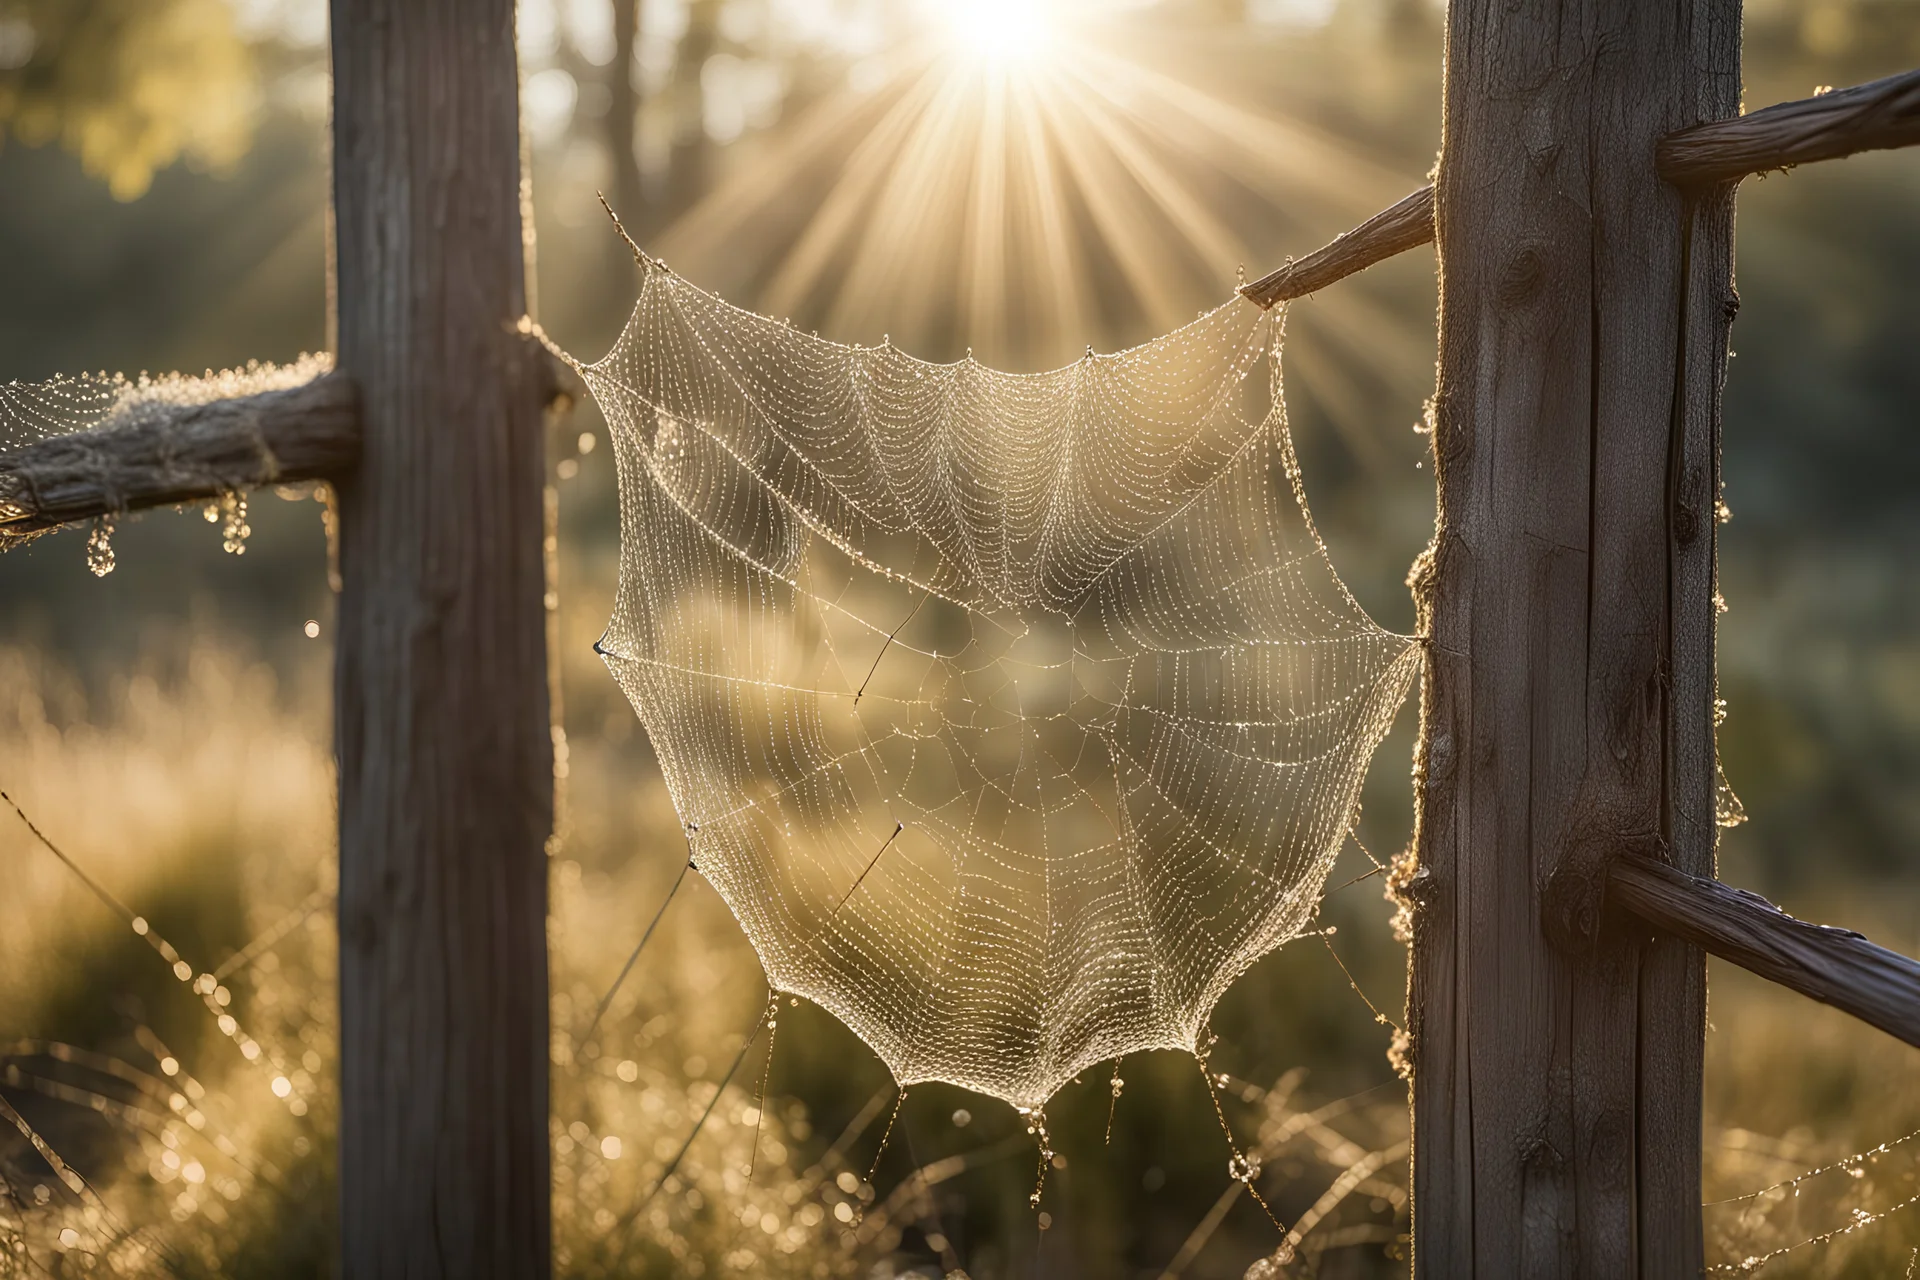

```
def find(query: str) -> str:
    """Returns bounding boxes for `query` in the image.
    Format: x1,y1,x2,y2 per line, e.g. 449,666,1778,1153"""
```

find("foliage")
0,0,256,200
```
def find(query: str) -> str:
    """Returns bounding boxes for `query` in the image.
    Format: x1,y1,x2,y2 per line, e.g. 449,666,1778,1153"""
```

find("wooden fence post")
1406,0,1740,1271
330,3,554,1274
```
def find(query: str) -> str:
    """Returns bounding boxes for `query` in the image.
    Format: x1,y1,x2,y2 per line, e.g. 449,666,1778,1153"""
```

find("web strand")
581,853,694,1043
745,992,781,1180
3,786,315,1114
1192,1049,1285,1235
616,999,768,1235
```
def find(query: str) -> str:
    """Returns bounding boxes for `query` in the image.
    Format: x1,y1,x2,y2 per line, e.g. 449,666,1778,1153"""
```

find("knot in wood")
1544,822,1665,955
1497,244,1550,309
1673,500,1700,545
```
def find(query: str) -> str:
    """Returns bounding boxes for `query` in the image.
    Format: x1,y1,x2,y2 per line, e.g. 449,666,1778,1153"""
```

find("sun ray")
1051,58,1250,281
1030,84,1188,331
1070,48,1410,214
1008,73,1093,363
959,69,1013,350
657,55,929,286
647,4,1429,391
827,67,986,341
759,57,950,319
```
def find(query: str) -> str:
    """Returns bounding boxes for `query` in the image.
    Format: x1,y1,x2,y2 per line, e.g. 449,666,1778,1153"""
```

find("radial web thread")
583,261,1420,1110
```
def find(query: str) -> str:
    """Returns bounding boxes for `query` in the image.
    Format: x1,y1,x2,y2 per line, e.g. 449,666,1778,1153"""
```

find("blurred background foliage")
0,0,262,199
1,0,1919,1276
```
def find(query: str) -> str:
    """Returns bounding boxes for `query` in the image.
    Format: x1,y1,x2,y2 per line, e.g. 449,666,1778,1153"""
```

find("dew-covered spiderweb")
580,258,1421,1111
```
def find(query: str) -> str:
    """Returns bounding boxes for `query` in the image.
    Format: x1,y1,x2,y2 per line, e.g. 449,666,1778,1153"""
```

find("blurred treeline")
2,1,1919,1277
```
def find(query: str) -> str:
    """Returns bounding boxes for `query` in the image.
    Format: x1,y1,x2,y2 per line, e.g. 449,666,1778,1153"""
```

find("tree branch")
1609,854,1920,1050
1658,67,1920,188
0,373,361,538
1241,185,1435,308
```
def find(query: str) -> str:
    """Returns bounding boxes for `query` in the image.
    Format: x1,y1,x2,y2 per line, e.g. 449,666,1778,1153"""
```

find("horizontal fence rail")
1610,855,1920,1049
0,347,578,536
1660,67,1920,187
1237,63,1920,310
0,373,360,535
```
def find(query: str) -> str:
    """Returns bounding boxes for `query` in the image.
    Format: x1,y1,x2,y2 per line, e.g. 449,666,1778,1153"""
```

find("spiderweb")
581,258,1420,1111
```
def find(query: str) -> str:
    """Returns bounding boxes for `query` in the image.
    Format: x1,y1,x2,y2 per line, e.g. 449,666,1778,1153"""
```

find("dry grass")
1703,947,1920,1276
0,636,1910,1278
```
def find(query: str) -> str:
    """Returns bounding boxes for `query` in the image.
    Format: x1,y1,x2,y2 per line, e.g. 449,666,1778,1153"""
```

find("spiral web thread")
584,259,1420,1111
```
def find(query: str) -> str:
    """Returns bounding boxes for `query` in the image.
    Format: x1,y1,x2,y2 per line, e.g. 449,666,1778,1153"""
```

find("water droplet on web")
85,516,116,577
219,491,250,555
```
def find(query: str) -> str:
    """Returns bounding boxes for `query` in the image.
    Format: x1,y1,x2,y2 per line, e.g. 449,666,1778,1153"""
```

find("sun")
935,0,1057,65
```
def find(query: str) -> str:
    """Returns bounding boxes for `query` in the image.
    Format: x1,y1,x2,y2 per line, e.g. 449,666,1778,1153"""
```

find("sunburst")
650,3,1426,385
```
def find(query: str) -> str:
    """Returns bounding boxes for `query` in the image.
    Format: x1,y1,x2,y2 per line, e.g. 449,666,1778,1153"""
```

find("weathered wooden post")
330,2,554,1273
1406,0,1740,1271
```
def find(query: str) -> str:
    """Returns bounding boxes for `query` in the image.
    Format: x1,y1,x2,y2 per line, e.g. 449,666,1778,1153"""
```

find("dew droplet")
220,491,251,555
85,516,116,577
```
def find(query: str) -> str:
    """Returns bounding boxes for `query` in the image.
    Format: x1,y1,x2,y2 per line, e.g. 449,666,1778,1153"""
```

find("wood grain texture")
0,373,358,536
1612,856,1920,1049
1406,0,1738,1271
1659,66,1920,187
1640,5,1741,1259
330,2,554,1274
1241,186,1435,308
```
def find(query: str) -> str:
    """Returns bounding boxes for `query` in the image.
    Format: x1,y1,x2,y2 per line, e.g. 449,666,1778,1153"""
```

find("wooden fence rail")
1236,68,1920,309
1660,66,1920,187
1610,855,1920,1049
0,374,360,536
0,350,575,538
1241,185,1436,307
